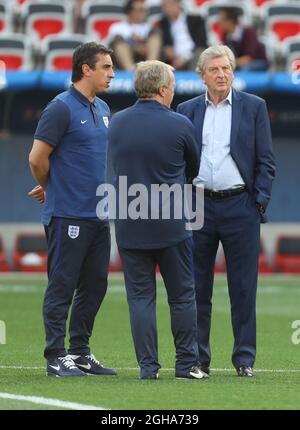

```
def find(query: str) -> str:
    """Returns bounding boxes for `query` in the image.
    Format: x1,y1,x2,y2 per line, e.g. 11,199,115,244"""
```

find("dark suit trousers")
119,237,198,378
193,191,260,368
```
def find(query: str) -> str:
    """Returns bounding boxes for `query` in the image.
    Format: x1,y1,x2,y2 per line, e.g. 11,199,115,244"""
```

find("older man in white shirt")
177,45,275,378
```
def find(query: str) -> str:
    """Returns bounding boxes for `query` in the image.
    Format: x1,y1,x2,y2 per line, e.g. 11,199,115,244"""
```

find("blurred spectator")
107,0,161,71
218,7,269,71
74,0,86,33
158,0,207,70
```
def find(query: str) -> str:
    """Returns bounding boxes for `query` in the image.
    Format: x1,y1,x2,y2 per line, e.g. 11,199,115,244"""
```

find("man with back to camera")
108,60,208,380
28,42,117,377
177,45,275,377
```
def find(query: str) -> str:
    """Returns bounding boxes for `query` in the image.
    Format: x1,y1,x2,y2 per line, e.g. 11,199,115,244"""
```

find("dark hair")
71,42,113,82
125,0,144,14
219,6,242,24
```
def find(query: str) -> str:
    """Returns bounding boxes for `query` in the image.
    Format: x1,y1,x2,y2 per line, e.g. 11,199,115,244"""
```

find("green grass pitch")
0,274,300,410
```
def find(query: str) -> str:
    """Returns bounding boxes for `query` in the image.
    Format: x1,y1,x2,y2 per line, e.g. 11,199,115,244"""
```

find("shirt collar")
173,12,186,24
205,88,232,106
229,24,243,42
69,85,97,107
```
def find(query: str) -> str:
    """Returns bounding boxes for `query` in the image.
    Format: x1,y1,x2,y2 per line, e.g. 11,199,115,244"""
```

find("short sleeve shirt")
34,85,110,225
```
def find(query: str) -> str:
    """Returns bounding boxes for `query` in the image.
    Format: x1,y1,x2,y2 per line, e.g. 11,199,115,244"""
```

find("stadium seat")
264,3,300,44
22,1,72,42
42,33,87,70
13,233,48,272
0,33,31,70
215,247,226,272
109,246,123,272
0,0,12,33
82,1,126,41
258,239,272,273
274,236,300,273
254,0,273,5
245,0,277,21
194,0,214,5
282,36,300,71
213,240,272,273
14,0,33,6
185,0,219,18
147,4,162,26
214,256,226,273
0,236,11,272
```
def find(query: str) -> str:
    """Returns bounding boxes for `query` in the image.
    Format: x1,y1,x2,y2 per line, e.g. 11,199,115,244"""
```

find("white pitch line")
1,284,300,295
0,365,44,370
1,365,300,373
119,367,300,373
0,392,108,410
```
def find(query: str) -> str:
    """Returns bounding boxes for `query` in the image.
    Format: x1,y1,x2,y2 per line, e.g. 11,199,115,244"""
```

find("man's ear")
82,63,91,77
158,85,166,97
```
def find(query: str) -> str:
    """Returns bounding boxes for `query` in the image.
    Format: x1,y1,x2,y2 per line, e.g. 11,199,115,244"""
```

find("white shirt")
194,89,245,191
170,13,195,61
228,24,244,43
107,21,151,45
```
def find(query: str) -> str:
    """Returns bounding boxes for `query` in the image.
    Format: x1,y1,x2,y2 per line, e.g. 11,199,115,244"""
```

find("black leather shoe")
236,365,255,377
198,362,210,375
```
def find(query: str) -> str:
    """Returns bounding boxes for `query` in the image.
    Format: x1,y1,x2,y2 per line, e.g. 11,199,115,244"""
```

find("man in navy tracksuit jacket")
29,43,117,377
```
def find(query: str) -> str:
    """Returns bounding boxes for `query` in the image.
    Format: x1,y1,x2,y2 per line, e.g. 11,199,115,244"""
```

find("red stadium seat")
195,0,214,5
214,257,226,273
283,36,300,71
258,239,272,273
0,236,11,272
255,0,273,5
214,240,272,273
42,33,87,71
215,248,226,273
0,33,31,70
0,55,22,69
274,236,300,273
248,0,277,18
16,0,30,5
265,3,300,44
271,21,300,42
82,2,125,41
109,248,123,272
0,0,12,33
22,1,72,42
13,233,47,272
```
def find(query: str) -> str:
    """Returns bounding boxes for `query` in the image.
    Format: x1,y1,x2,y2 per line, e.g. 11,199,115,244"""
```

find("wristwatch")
256,203,265,214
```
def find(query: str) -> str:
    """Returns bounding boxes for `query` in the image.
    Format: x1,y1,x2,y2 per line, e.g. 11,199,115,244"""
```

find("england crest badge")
103,116,109,128
68,225,80,239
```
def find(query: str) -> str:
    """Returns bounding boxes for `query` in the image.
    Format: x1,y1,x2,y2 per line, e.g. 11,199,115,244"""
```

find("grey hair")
195,45,236,72
134,60,174,98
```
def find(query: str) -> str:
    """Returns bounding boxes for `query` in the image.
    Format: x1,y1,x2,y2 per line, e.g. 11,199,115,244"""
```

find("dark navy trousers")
119,237,198,378
43,217,110,359
193,191,260,369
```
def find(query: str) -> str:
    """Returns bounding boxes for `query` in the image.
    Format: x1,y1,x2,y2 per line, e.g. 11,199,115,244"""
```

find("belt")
204,186,246,199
